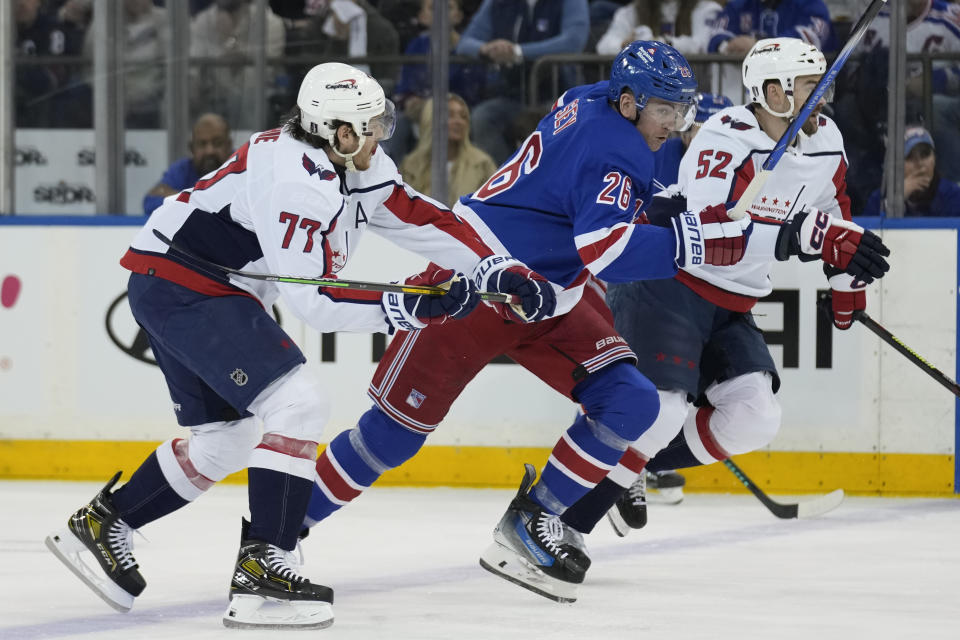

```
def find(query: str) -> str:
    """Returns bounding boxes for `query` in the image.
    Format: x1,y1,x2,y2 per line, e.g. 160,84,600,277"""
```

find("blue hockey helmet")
608,40,698,112
693,92,734,123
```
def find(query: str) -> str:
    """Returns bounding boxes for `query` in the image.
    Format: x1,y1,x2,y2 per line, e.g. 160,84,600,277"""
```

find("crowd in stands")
14,0,960,216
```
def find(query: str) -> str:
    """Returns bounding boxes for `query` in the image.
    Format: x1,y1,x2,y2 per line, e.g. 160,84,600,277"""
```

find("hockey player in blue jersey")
302,41,752,605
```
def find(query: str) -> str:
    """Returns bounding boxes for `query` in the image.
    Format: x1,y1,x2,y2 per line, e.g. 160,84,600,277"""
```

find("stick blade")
796,489,845,519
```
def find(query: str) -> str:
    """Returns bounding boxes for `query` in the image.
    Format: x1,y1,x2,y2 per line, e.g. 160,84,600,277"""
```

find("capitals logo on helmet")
742,37,828,118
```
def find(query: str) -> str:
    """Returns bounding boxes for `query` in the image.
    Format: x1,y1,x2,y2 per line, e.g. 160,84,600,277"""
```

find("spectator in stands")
284,0,400,91
877,0,960,182
84,0,168,128
862,125,960,217
387,0,486,163
653,91,733,188
835,0,960,212
142,113,233,215
708,0,835,55
190,0,286,131
399,94,497,207
378,0,424,51
15,0,86,127
596,0,724,56
456,0,590,164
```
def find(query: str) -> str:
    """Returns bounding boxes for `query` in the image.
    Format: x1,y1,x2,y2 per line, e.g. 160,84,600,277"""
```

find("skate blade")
606,508,631,538
223,594,334,630
45,528,135,613
479,542,577,604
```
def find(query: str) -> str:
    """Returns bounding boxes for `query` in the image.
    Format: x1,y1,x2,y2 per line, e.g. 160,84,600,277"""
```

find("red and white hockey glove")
828,272,867,330
671,203,752,267
776,207,891,284
382,265,479,332
472,256,557,323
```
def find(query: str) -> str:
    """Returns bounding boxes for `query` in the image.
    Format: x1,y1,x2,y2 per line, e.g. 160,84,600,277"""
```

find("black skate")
45,471,146,612
648,469,686,505
223,522,334,630
479,464,588,603
607,471,647,537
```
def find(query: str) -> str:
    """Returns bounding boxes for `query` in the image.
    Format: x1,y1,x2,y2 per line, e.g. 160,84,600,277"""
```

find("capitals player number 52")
695,149,733,180
473,132,543,200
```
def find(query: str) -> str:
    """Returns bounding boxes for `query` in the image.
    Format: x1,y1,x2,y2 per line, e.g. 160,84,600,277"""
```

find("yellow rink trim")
0,440,954,496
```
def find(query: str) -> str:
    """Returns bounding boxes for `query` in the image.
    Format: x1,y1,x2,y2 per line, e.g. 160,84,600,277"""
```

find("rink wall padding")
0,440,952,496
1,217,958,496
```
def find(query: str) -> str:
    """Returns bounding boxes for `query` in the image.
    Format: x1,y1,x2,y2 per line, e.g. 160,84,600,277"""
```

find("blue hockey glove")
382,266,480,332
472,256,557,323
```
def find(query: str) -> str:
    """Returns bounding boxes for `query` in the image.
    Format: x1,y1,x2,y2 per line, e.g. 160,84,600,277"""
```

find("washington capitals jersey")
671,104,850,309
121,128,494,334
454,81,680,316
709,0,834,52
864,0,960,94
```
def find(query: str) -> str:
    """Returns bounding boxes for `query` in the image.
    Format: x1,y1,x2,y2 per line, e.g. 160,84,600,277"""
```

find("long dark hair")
633,0,697,36
280,106,334,150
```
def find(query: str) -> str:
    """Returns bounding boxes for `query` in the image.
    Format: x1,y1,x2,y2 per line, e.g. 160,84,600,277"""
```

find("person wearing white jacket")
596,0,724,56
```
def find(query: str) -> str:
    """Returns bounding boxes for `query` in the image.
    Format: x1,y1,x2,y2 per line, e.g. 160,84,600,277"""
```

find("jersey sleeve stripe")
383,184,494,258
574,222,634,274
317,286,383,304
832,156,852,221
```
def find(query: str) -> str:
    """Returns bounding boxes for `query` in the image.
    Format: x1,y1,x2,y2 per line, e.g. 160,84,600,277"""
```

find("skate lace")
107,520,137,571
266,545,306,584
535,514,568,559
626,474,647,506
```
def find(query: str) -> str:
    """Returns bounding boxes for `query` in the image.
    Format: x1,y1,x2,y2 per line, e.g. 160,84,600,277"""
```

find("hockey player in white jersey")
44,62,552,630
560,37,892,541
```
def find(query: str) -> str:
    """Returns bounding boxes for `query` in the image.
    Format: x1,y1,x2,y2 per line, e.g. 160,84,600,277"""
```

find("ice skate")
479,464,588,603
223,524,334,630
607,471,647,537
45,471,146,612
647,469,685,505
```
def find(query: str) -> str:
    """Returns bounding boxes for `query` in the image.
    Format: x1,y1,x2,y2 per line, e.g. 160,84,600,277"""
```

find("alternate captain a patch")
405,388,426,409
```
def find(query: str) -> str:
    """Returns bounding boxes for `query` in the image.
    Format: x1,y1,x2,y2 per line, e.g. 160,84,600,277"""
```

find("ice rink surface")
1,480,958,640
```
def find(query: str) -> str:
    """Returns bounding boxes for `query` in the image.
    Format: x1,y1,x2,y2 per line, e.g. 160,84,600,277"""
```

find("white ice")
2,480,959,640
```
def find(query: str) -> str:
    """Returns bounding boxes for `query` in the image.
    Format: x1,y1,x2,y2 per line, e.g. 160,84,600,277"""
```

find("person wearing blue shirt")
455,0,590,163
142,113,233,214
653,92,734,189
863,125,960,216
708,0,835,55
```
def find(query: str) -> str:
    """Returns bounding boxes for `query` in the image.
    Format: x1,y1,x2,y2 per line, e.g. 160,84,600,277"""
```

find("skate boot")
223,523,334,630
45,471,146,612
479,464,588,603
648,469,685,505
607,471,647,537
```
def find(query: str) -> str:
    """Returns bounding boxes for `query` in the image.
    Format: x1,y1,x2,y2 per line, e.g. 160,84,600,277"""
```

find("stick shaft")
728,0,888,220
151,229,518,304
855,311,960,397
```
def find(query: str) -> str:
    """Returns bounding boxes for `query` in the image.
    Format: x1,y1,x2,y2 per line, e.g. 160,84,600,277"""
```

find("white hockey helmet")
742,38,828,118
297,62,396,150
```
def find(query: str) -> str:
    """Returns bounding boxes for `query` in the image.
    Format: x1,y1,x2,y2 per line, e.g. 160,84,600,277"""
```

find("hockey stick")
854,311,960,397
151,229,518,304
723,458,845,519
816,291,960,397
728,0,888,220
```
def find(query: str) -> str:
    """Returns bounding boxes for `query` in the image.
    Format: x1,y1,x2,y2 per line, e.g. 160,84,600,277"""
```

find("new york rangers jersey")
864,0,960,94
121,128,495,333
672,104,850,309
709,0,835,53
455,81,681,316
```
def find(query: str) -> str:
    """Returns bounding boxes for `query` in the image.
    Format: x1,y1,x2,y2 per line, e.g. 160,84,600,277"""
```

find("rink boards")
0,216,957,496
